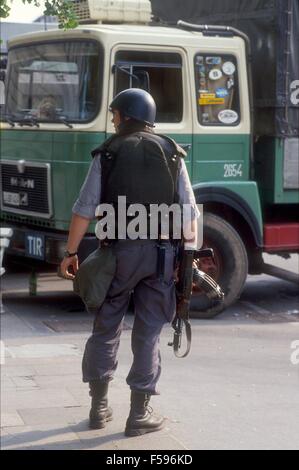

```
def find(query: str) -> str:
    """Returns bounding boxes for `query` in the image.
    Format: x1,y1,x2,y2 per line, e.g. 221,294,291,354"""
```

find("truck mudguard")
193,185,263,247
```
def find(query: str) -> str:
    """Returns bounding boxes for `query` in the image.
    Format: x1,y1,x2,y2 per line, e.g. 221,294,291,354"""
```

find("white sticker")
227,77,234,89
202,113,210,123
209,69,223,81
222,61,236,76
218,109,239,124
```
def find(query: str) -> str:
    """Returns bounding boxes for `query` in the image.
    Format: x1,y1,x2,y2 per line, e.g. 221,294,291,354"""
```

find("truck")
1,0,298,318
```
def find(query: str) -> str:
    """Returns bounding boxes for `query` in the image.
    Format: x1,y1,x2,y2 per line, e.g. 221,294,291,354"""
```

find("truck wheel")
190,213,248,319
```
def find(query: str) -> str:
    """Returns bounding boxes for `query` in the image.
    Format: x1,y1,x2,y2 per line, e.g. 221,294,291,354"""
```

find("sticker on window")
194,53,240,126
227,78,234,90
209,69,223,81
222,62,236,76
206,57,221,65
202,113,210,123
196,56,204,65
199,97,225,106
200,93,216,99
216,88,229,98
218,109,239,124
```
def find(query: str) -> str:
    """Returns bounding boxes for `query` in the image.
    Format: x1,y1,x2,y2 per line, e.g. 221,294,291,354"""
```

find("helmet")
109,88,156,127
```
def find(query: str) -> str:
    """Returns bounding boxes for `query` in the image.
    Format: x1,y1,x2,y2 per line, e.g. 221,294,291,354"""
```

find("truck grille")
0,160,52,219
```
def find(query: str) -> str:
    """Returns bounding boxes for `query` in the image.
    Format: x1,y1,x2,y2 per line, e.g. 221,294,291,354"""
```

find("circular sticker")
218,109,239,124
209,68,223,81
222,61,236,76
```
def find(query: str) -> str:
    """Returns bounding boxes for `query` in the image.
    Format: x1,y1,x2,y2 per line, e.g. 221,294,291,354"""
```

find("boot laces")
144,399,153,415
147,405,153,415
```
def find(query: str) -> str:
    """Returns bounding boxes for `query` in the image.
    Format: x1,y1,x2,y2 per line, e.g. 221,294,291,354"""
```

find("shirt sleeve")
177,159,201,220
72,155,102,219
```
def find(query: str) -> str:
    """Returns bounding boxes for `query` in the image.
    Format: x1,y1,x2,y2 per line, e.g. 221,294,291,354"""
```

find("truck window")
194,54,241,126
114,51,183,123
4,41,103,124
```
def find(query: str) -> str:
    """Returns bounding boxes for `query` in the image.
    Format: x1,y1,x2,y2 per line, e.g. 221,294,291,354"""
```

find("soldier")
60,88,199,437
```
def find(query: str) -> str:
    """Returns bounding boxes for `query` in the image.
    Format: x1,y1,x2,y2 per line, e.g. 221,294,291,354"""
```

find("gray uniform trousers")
82,239,176,395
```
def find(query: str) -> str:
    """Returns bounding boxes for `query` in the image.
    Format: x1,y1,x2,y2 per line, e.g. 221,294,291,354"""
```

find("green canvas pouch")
73,245,116,310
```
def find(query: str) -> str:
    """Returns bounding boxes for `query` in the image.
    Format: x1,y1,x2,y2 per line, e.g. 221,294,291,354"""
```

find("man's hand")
59,213,91,279
60,255,79,280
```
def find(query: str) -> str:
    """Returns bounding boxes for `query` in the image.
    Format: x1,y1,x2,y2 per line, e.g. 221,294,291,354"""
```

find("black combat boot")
89,380,113,429
125,390,165,437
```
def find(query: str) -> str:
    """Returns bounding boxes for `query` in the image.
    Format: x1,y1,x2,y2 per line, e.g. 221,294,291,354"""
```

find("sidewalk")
1,307,187,450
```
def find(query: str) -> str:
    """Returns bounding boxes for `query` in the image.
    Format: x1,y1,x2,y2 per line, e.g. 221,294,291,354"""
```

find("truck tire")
190,213,248,319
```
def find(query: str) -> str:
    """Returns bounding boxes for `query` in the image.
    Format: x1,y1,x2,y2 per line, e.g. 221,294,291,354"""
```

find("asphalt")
1,254,299,450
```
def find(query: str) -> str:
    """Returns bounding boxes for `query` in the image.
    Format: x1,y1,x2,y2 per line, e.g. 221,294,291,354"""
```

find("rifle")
168,247,224,358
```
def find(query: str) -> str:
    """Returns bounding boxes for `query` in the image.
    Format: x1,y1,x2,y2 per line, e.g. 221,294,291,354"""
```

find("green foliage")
0,0,11,18
0,0,79,29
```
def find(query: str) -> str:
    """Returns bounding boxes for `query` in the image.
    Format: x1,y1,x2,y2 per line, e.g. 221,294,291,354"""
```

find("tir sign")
25,233,45,260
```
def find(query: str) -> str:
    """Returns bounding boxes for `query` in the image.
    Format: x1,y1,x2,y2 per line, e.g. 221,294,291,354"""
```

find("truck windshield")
4,40,103,124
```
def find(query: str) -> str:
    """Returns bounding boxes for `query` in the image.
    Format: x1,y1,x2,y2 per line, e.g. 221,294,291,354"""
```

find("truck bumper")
264,223,299,252
2,224,98,265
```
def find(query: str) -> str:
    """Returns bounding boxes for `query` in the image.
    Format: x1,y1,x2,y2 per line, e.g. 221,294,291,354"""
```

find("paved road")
1,254,298,450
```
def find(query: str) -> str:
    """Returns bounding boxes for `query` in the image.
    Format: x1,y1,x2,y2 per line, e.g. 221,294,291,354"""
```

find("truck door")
107,46,193,176
191,49,250,184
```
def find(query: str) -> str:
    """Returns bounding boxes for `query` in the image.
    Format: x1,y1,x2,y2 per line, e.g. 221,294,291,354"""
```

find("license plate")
3,191,20,206
19,192,29,206
25,232,45,260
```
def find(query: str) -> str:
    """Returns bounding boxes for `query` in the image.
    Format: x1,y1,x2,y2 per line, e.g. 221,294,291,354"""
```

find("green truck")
1,0,298,317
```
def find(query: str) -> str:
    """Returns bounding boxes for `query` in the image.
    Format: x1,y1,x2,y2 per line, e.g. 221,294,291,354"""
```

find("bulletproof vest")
97,131,186,206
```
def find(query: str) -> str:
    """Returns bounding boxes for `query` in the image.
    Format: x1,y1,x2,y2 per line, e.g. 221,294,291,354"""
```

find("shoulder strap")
155,134,187,160
91,132,187,160
91,134,123,158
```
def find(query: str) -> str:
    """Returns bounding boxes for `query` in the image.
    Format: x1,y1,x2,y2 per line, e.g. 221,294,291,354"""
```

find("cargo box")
151,0,299,138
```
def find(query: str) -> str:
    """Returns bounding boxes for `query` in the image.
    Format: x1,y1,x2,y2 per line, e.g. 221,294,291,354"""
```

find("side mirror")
133,70,150,92
112,64,150,92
